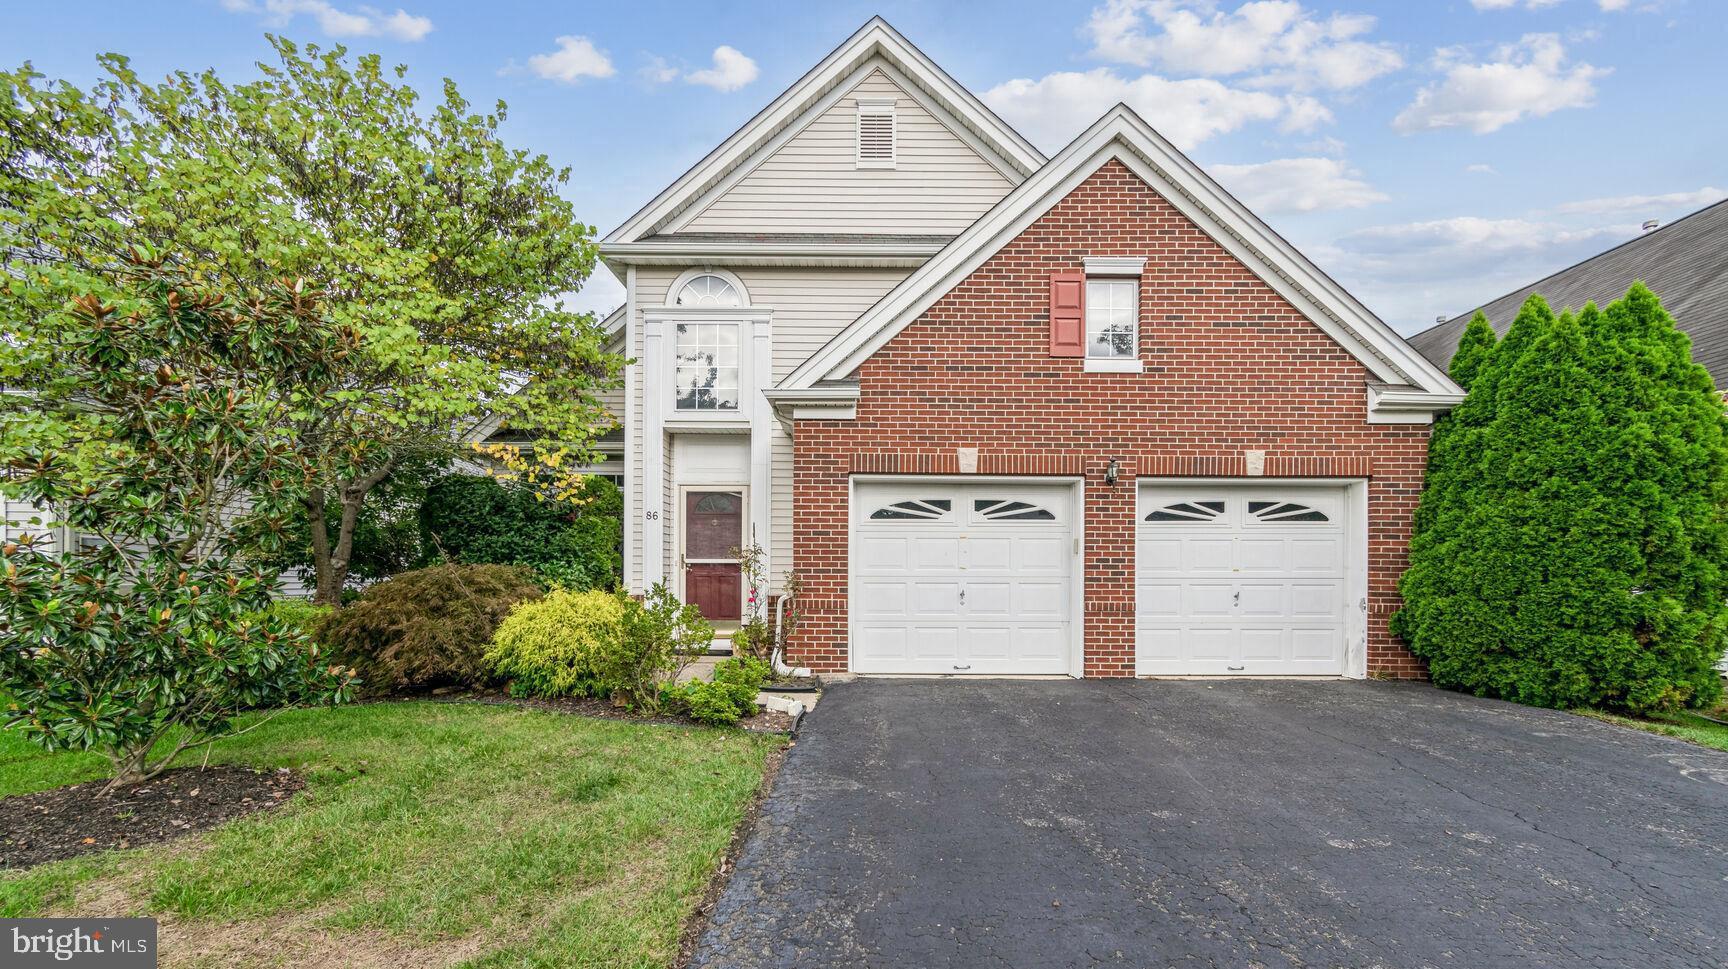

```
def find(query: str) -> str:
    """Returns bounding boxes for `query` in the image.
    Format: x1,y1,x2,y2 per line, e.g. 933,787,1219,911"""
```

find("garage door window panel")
869,498,953,521
1144,500,1225,523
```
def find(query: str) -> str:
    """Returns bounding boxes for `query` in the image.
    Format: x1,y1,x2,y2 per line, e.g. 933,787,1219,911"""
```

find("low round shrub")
675,656,770,726
315,564,541,695
485,589,627,699
486,584,713,708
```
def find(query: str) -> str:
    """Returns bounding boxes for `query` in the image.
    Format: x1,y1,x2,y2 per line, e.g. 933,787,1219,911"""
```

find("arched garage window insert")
1144,500,1225,523
869,499,952,520
1248,500,1330,523
973,499,1055,521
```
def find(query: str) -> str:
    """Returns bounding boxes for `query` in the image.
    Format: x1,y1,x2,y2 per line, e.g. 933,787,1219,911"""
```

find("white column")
641,318,666,589
622,267,637,593
748,317,774,609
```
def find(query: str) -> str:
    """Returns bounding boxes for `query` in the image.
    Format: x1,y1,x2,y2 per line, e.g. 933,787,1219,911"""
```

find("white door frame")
675,483,750,620
1135,477,1369,679
848,474,1087,678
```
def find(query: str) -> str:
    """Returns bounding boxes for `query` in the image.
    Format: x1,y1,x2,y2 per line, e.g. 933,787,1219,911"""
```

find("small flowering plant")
730,542,773,661
726,543,804,666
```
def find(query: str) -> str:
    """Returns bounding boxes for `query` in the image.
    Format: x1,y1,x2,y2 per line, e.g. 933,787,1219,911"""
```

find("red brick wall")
790,160,1431,678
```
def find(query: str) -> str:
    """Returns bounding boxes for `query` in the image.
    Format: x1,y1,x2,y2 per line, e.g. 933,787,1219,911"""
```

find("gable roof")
603,17,1045,246
1410,198,1728,384
784,104,1462,408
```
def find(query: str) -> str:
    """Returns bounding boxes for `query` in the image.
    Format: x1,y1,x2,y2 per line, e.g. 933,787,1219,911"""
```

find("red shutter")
1049,272,1085,356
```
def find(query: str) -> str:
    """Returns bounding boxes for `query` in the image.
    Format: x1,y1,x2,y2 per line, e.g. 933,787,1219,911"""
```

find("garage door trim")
848,475,1086,678
1135,477,1369,679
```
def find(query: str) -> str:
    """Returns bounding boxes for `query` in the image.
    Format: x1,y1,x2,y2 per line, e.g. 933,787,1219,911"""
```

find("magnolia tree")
0,258,356,790
1,39,622,603
1396,285,1728,714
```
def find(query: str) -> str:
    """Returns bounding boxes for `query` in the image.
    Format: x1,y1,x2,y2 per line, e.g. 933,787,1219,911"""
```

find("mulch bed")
0,766,304,870
439,689,797,733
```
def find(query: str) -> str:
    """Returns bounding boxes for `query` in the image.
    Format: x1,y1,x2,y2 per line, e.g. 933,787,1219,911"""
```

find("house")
602,18,1462,679
1410,198,1728,385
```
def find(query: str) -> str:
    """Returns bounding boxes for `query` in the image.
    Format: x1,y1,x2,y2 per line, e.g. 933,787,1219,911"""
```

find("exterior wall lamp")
1105,458,1121,486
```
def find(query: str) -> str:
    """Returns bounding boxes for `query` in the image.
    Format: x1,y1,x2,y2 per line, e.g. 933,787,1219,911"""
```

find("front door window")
683,490,743,622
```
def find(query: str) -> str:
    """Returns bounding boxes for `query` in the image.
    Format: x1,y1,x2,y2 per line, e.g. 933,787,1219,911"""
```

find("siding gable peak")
603,18,1044,246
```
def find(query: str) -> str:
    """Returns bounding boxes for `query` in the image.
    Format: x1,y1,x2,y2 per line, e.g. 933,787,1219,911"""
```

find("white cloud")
1296,135,1348,156
1465,163,1498,174
685,46,758,92
639,56,679,85
1209,157,1387,213
1470,0,1562,9
527,36,616,84
982,68,1329,152
373,9,432,42
1553,186,1726,215
1085,0,1402,91
1599,0,1631,9
228,0,434,42
1313,214,1629,330
1393,34,1607,134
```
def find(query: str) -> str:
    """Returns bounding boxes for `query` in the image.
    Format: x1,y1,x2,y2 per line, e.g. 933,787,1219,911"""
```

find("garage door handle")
953,665,971,671
1228,665,1245,671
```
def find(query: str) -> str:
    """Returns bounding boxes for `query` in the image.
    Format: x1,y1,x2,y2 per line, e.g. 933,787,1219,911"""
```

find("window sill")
1084,357,1143,373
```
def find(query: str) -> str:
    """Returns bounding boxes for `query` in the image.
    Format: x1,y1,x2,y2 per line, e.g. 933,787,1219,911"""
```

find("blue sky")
7,0,1725,335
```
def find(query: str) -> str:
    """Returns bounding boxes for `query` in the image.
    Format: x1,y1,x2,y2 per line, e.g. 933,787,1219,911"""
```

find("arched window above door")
670,270,748,307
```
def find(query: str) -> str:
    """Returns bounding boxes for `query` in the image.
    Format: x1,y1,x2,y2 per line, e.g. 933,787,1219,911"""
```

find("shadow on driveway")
690,679,1728,969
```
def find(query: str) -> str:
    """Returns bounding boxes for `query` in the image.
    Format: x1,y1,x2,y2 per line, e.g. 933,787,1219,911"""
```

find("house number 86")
644,511,659,521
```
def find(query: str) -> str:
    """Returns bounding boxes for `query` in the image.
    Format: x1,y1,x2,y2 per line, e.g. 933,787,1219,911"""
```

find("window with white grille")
856,99,896,168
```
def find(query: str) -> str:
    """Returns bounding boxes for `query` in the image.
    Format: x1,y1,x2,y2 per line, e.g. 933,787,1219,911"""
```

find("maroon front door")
683,490,743,622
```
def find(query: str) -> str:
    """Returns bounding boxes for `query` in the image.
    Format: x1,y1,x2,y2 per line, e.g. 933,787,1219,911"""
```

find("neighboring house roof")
784,104,1463,413
602,17,1045,247
1410,198,1728,383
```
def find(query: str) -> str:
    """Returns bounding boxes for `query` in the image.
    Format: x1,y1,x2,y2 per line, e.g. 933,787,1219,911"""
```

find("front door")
683,490,744,622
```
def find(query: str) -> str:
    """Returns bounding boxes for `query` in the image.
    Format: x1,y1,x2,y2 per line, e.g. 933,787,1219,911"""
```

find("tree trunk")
307,460,399,606
307,490,343,606
103,744,153,795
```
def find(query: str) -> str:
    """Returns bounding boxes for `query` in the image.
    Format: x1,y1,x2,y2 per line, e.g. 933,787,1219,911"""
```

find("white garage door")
853,481,1076,675
1137,484,1354,676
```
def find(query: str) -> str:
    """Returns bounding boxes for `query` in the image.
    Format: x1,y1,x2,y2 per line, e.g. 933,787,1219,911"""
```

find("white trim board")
604,17,1044,245
784,105,1463,418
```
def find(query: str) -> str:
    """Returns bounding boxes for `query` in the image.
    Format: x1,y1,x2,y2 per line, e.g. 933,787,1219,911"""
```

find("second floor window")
675,322,740,411
1085,278,1137,359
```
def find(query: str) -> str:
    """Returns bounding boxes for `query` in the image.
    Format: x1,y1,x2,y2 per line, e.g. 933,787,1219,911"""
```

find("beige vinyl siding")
751,268,909,583
628,266,910,593
679,69,1014,235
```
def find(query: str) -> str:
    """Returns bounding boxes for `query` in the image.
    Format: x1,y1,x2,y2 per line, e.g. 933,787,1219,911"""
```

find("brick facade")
789,160,1432,678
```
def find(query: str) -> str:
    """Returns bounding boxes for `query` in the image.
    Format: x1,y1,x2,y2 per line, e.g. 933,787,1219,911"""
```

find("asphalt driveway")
690,679,1728,969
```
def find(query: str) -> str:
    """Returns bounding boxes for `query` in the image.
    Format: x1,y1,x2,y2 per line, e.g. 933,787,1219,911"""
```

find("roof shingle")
1408,199,1728,384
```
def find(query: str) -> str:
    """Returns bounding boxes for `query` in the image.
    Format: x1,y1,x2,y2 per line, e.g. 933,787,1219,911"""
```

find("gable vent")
856,98,896,169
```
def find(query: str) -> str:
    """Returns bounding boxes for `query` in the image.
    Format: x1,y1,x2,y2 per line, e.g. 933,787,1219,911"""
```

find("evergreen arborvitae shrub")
316,564,542,695
1395,284,1728,714
1448,311,1498,391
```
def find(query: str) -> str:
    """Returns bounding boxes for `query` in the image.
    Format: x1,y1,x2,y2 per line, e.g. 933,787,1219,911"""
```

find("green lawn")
1578,706,1728,754
1,701,783,968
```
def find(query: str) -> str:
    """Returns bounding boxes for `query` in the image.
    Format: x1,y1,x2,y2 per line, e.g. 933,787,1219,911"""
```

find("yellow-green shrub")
485,589,626,698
